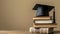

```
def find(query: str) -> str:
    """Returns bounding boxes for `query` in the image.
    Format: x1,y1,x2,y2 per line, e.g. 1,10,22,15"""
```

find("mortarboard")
33,4,55,16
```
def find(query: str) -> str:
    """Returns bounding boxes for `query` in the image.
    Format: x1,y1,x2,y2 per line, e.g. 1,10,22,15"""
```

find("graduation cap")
33,4,55,16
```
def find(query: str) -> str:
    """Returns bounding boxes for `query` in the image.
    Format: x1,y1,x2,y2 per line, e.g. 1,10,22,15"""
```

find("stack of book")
29,4,57,34
32,16,57,34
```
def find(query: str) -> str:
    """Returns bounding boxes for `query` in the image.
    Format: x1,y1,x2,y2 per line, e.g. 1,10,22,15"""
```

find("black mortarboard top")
33,4,55,16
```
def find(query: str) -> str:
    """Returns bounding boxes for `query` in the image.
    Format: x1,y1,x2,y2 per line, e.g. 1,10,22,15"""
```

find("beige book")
34,20,53,23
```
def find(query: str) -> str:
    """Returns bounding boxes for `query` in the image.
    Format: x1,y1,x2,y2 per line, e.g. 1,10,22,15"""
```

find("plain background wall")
0,0,60,31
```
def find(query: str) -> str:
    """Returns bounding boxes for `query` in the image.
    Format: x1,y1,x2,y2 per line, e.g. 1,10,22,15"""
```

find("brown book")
33,23,57,25
33,23,57,28
33,16,51,20
33,23,56,25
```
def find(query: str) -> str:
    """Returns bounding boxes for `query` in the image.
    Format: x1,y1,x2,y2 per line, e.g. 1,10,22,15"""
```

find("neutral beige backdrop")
0,0,60,31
